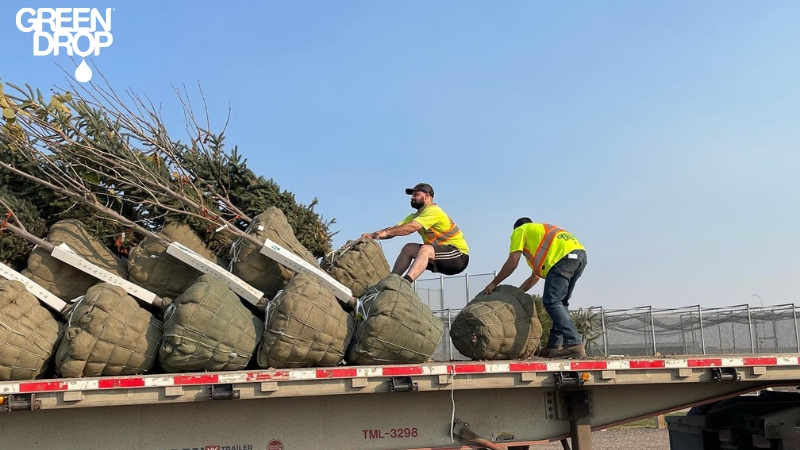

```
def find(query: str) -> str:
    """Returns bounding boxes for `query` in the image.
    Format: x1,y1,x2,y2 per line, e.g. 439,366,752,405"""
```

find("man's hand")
484,282,498,295
361,232,376,240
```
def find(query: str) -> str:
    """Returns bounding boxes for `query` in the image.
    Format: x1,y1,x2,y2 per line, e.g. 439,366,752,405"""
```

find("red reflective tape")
18,381,68,393
246,371,290,381
173,375,219,385
450,364,486,374
629,360,666,369
98,378,145,389
316,368,357,379
688,359,723,367
743,357,777,366
509,362,548,372
383,366,423,376
571,361,607,370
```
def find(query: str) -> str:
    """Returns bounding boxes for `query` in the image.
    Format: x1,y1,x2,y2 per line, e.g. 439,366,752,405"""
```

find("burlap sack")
22,219,127,301
231,207,319,299
450,285,542,360
127,223,217,298
346,274,443,365
55,283,162,377
0,280,63,380
321,237,390,298
258,273,354,368
159,274,264,372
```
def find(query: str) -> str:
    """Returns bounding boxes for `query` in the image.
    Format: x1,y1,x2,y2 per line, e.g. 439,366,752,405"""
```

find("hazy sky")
3,2,798,310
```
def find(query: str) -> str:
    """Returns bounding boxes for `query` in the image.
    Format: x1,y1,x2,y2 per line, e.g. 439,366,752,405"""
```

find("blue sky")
2,2,798,310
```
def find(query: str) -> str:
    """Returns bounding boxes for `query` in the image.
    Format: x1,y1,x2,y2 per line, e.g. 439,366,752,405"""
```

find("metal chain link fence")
418,273,800,361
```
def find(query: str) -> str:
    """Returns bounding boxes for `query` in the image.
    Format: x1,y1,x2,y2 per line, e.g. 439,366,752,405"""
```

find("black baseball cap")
405,183,434,197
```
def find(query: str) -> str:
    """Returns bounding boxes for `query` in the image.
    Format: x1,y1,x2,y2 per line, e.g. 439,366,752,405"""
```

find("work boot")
545,343,586,359
538,347,559,358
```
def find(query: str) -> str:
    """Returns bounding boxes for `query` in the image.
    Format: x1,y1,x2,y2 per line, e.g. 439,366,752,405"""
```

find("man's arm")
483,251,522,294
362,221,422,240
519,272,540,292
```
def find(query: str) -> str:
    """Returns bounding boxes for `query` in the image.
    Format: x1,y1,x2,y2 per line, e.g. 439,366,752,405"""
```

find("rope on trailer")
65,295,87,329
355,289,380,322
450,362,456,443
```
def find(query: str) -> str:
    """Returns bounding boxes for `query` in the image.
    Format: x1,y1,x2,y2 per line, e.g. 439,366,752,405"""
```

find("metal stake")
698,305,706,355
794,305,799,352
747,305,755,354
600,307,608,357
650,306,657,356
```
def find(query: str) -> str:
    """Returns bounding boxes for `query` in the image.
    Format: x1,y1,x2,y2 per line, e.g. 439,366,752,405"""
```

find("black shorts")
426,245,469,276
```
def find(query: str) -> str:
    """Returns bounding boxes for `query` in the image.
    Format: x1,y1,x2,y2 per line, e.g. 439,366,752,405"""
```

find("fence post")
794,305,800,353
464,273,470,305
650,306,657,356
600,307,608,357
747,305,755,354
447,309,453,361
439,275,445,310
698,305,706,355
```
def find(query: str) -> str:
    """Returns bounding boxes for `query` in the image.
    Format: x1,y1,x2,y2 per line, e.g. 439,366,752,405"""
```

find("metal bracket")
554,371,585,389
388,376,418,393
545,390,595,420
209,384,240,400
451,419,506,450
711,368,740,382
4,394,40,411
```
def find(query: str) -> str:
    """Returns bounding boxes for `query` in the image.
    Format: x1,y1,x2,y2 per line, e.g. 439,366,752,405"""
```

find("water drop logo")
16,8,114,83
75,60,92,82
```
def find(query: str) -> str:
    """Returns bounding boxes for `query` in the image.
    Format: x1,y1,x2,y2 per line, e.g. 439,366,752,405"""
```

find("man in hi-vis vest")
362,183,469,283
484,217,588,359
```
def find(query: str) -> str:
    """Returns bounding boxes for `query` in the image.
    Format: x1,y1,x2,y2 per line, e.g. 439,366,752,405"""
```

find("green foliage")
0,79,335,265
534,295,603,353
0,186,47,270
174,137,335,257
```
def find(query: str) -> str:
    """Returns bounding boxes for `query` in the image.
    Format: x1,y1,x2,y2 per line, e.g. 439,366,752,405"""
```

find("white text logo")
16,8,113,82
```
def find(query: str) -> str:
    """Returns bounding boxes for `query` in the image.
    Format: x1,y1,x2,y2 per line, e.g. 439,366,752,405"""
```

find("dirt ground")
532,428,671,450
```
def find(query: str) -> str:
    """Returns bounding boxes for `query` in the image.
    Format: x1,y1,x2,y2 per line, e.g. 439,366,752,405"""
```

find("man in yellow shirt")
484,217,587,359
362,183,469,283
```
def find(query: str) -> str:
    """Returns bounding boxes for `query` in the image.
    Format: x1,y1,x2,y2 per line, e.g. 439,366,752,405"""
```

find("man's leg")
563,251,587,308
542,255,584,351
404,244,435,281
392,243,421,276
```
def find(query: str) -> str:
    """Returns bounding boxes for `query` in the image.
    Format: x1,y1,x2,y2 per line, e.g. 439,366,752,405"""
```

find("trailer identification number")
362,428,419,439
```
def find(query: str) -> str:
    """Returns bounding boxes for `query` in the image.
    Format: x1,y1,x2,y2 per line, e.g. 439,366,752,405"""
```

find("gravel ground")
532,428,671,450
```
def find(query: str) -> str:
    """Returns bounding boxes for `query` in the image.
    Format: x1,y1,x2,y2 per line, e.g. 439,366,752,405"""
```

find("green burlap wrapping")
321,237,390,298
450,285,542,360
0,280,63,380
22,219,127,301
127,222,218,298
346,274,443,365
159,274,264,372
230,207,319,300
55,283,162,377
257,273,354,368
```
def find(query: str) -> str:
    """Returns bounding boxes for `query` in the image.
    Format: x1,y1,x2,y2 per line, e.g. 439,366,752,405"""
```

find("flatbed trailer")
2,354,800,449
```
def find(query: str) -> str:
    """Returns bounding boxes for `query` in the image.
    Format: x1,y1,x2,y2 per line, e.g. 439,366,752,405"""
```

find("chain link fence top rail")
415,273,800,361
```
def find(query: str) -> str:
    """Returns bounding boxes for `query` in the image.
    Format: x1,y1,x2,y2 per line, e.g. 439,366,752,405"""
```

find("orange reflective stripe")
425,219,461,245
531,224,564,277
429,223,460,245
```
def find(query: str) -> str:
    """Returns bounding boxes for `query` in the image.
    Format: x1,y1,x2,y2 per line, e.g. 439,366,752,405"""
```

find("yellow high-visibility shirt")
509,223,584,278
399,204,469,254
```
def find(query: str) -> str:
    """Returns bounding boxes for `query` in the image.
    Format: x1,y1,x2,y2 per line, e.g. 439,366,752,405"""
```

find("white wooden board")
165,242,264,305
259,238,353,302
51,243,156,304
0,263,67,313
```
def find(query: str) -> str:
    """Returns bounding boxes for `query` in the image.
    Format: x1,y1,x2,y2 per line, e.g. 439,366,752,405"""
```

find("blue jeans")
542,250,587,348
